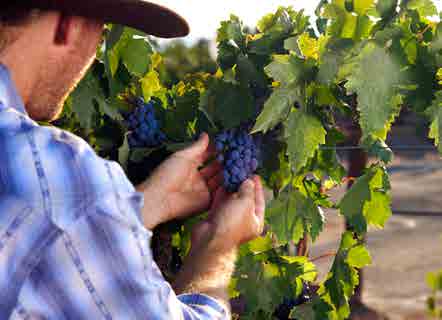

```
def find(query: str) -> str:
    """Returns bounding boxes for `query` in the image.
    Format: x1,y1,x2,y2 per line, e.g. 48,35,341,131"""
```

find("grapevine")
60,1,442,319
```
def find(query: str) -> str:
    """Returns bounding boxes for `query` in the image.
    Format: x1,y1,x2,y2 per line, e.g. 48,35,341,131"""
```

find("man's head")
0,2,188,121
0,7,103,120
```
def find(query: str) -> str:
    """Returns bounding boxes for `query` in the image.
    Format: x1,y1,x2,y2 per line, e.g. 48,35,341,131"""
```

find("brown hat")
17,0,189,38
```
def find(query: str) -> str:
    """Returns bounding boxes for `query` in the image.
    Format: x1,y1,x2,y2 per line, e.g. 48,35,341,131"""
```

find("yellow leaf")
298,33,319,60
437,68,442,86
140,70,162,101
215,68,224,79
151,52,163,69
175,81,186,96
248,33,264,41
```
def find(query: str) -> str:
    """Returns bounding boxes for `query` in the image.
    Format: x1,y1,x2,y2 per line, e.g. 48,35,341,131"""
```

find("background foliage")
55,1,442,319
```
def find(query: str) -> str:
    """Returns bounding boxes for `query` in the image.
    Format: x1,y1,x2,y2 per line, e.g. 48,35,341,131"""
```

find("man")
0,1,265,319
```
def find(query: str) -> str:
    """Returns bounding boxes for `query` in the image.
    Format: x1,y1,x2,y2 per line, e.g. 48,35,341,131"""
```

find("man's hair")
0,6,39,52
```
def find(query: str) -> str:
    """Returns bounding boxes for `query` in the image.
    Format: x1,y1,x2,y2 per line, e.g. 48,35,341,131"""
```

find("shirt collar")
0,64,26,114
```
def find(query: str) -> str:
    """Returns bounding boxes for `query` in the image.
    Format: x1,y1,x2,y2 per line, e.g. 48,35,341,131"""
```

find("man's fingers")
179,133,210,161
238,179,255,199
209,187,228,216
208,172,223,193
253,175,265,221
200,161,222,180
204,143,217,160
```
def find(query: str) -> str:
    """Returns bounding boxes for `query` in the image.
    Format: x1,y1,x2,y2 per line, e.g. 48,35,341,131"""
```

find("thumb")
179,133,210,161
238,179,255,200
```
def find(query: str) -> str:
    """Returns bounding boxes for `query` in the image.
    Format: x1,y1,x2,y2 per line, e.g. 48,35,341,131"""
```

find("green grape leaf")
265,54,314,86
289,303,315,320
234,255,286,313
217,15,246,50
236,54,267,88
318,38,353,85
252,85,301,133
427,270,442,291
406,0,437,17
363,136,394,164
266,193,304,245
284,36,300,54
312,298,335,320
118,134,130,172
353,0,375,15
430,23,442,54
376,0,398,18
247,232,274,254
104,25,126,77
248,7,301,56
318,51,343,85
312,144,347,186
217,42,241,70
285,109,327,172
102,27,155,99
257,7,294,34
323,2,357,38
427,91,442,154
266,190,325,244
281,256,318,283
340,165,392,234
346,245,372,268
105,27,152,77
322,1,374,40
235,251,318,317
130,148,155,163
164,89,200,141
120,37,153,77
252,49,317,134
345,43,404,140
316,231,371,319
69,70,107,131
363,167,392,228
261,142,293,193
199,80,254,129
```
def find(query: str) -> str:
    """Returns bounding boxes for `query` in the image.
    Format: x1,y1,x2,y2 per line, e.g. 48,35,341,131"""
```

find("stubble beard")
26,52,97,122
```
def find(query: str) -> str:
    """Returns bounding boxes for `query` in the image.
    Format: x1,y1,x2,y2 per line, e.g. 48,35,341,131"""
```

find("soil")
311,153,442,320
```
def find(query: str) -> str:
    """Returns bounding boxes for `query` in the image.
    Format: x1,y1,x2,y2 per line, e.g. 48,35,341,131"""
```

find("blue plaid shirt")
0,64,228,320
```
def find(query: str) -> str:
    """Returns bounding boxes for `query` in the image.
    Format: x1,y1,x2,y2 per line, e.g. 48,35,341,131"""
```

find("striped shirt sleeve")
13,163,229,320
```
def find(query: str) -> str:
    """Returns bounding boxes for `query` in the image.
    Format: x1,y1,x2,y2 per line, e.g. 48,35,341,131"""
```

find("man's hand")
173,177,265,310
137,133,223,229
191,176,266,254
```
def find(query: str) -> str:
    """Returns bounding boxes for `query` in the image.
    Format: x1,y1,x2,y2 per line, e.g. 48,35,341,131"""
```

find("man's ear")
54,14,76,45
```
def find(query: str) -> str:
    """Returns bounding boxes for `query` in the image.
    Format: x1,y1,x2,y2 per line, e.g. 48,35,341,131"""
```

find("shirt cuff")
178,293,228,316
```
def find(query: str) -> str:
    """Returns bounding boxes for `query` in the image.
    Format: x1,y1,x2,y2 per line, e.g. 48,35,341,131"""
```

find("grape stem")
296,235,309,256
310,251,337,263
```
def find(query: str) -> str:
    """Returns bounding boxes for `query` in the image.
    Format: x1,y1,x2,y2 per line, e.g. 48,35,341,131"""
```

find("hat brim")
24,0,190,38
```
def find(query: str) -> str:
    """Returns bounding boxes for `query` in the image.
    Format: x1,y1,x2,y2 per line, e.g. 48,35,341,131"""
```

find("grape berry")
126,98,166,148
215,127,260,192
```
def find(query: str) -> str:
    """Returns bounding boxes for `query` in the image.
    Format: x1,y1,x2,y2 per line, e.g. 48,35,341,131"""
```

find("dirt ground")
310,153,442,320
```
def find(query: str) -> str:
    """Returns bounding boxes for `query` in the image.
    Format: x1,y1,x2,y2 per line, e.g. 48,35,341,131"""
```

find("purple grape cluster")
126,98,166,148
215,127,260,192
